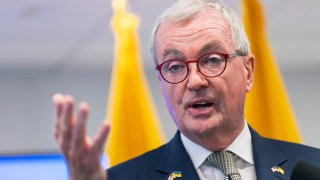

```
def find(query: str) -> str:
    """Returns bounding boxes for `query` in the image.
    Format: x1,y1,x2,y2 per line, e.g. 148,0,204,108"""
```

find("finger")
61,95,75,152
92,120,111,154
52,93,64,119
52,93,64,139
71,102,89,151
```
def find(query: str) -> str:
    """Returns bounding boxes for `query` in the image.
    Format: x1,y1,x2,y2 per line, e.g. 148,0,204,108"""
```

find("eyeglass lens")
160,53,227,83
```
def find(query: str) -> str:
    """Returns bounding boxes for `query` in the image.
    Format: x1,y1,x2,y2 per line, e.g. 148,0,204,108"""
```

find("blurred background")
1,0,319,157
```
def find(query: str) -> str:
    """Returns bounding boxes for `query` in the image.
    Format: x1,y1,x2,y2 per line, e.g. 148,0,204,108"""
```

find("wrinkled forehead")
155,8,233,62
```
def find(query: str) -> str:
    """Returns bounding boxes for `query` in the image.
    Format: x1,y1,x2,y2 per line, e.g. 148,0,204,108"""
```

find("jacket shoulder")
106,144,167,180
267,138,320,163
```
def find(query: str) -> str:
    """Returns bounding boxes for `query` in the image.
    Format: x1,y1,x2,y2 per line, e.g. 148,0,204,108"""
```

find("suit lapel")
156,131,200,180
250,127,293,180
156,128,296,179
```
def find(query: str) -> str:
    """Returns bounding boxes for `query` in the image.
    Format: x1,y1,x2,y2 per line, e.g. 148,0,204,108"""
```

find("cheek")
231,79,247,116
222,65,247,101
161,82,185,114
161,82,177,111
161,81,183,102
160,82,170,104
160,82,185,126
230,75,246,98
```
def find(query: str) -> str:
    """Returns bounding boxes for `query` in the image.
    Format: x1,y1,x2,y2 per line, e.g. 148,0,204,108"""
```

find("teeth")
194,102,209,106
196,102,207,105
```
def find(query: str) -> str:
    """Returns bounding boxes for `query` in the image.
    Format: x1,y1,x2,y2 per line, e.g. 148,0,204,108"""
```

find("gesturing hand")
53,94,110,180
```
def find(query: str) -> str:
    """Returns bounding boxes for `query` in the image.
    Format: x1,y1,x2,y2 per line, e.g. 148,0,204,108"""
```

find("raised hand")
53,94,110,180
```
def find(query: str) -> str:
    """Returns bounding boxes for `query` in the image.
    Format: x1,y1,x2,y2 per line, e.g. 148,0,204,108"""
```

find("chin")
185,118,223,138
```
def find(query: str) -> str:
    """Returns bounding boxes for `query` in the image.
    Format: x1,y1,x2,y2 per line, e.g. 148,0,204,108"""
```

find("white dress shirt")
180,122,257,180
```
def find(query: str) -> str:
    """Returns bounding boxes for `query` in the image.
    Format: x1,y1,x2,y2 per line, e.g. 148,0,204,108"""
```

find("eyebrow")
162,48,183,60
199,42,226,55
161,42,227,60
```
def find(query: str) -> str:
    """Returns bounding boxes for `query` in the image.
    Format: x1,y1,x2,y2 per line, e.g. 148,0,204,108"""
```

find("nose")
186,63,208,91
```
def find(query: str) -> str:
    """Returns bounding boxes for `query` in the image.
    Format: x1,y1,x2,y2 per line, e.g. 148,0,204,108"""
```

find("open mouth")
185,98,215,110
185,99,215,117
191,102,214,109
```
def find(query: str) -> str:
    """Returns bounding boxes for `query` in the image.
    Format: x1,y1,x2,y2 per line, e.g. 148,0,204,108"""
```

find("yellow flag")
241,0,301,143
106,0,164,166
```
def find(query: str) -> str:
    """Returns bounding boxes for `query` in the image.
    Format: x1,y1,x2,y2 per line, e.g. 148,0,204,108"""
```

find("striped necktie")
204,151,242,180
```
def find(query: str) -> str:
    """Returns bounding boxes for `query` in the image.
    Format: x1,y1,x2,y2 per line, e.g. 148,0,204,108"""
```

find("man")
53,0,320,179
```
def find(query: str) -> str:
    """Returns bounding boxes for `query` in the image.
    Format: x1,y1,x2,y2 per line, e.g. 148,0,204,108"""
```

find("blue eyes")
167,63,186,73
201,56,224,66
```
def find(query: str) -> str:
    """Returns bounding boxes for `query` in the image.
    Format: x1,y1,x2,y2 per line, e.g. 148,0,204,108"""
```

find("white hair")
149,0,250,65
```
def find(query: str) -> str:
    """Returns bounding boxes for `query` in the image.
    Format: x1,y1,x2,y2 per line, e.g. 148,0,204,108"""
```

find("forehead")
155,7,234,61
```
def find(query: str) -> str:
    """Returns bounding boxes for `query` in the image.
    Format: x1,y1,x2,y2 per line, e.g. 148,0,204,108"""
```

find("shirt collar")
226,122,254,165
180,121,254,169
181,132,212,169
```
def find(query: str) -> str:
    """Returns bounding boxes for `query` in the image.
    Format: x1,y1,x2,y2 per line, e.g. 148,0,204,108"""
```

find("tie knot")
205,151,242,180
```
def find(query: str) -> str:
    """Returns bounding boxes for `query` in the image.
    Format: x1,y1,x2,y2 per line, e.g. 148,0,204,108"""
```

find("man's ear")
244,54,255,92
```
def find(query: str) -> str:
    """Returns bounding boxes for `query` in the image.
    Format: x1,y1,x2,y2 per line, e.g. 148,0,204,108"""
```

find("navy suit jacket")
107,127,320,179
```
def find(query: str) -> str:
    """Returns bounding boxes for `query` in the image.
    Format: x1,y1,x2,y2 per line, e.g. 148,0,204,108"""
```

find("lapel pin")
168,171,182,180
271,166,285,175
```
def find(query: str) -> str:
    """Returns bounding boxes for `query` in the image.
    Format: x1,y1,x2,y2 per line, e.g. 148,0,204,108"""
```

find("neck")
186,120,245,151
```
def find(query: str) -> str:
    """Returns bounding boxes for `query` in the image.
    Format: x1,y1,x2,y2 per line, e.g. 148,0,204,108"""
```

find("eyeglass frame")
155,52,243,84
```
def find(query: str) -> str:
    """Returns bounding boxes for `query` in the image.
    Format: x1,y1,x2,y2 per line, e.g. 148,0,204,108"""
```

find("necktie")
204,151,242,180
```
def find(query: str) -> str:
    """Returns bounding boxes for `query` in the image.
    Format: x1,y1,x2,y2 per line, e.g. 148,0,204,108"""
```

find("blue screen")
0,153,108,180
0,154,69,180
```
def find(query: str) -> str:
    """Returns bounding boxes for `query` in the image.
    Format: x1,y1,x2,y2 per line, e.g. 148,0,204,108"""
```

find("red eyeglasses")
156,52,242,84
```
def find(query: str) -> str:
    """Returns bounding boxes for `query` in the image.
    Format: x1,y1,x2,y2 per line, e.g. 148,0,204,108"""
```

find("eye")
163,60,186,74
200,54,224,67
